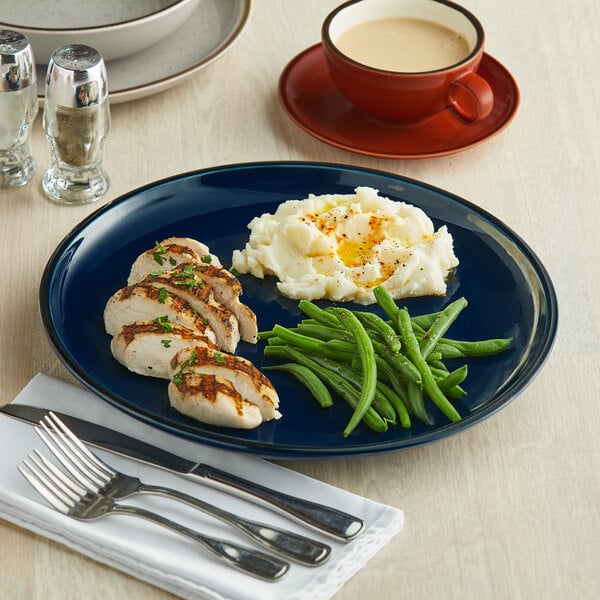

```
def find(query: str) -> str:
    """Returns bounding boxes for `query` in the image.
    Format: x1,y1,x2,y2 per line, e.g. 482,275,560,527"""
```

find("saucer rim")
278,43,520,159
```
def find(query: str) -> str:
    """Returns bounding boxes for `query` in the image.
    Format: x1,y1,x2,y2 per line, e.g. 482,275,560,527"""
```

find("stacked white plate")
0,0,252,103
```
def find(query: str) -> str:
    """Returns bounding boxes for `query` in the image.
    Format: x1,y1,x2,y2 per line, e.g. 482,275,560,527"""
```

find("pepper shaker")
0,30,38,189
42,44,110,204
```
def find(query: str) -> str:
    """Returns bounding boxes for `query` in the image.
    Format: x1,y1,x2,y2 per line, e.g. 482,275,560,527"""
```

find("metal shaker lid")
0,30,36,92
45,45,108,108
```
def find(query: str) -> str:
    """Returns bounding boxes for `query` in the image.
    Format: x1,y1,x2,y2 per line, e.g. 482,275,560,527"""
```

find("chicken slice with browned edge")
168,372,263,429
160,237,222,266
138,269,240,353
104,283,211,337
170,346,281,422
166,263,258,344
127,242,205,285
110,321,217,379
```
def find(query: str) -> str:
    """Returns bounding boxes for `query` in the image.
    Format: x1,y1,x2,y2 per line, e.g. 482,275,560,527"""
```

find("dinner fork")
35,412,331,566
19,450,289,581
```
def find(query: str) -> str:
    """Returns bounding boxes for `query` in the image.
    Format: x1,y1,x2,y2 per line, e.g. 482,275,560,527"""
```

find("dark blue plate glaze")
40,162,558,458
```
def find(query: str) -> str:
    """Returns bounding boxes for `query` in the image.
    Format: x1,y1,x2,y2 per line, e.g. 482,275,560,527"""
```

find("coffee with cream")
335,17,472,72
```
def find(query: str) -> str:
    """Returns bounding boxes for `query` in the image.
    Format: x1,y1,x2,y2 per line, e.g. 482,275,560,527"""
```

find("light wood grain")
1,1,599,598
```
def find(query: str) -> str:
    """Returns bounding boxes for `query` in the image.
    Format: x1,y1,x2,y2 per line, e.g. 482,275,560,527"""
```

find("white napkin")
0,374,404,600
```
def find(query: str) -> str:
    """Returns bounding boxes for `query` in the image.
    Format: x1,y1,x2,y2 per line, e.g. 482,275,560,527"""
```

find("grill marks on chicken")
168,372,263,429
127,239,222,285
149,263,258,344
138,269,241,353
170,346,280,422
110,321,217,379
104,283,212,337
103,238,279,429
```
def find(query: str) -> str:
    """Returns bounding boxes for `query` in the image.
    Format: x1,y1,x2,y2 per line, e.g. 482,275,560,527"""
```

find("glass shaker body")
0,30,38,188
42,45,110,204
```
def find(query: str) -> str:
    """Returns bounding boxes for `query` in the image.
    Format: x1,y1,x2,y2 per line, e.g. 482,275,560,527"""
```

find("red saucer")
278,44,520,159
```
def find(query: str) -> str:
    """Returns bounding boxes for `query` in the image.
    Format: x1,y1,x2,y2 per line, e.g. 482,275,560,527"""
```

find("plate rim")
39,160,559,458
34,0,252,105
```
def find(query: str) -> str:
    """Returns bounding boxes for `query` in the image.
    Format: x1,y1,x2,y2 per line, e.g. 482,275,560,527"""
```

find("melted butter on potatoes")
231,187,459,305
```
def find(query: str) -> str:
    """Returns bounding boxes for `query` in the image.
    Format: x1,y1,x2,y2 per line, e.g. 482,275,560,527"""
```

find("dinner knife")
0,403,365,541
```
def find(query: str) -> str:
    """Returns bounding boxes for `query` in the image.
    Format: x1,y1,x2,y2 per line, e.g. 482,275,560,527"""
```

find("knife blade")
0,403,365,541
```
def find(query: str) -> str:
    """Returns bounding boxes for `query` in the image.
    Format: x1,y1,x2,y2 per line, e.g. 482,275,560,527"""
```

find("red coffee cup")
322,0,494,124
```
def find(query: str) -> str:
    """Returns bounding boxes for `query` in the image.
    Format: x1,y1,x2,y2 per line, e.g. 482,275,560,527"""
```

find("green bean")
419,297,468,359
432,342,466,360
300,320,421,384
410,311,443,331
396,308,462,423
436,364,469,391
406,380,432,425
263,363,333,408
374,354,403,387
258,329,277,341
297,300,340,327
297,322,353,342
439,337,513,357
376,381,411,428
269,325,355,361
331,308,378,437
355,311,402,353
428,358,448,373
373,286,400,321
264,345,293,360
283,346,387,433
444,385,467,399
411,309,512,359
411,320,428,337
429,363,448,376
270,325,323,351
262,290,512,433
301,352,396,424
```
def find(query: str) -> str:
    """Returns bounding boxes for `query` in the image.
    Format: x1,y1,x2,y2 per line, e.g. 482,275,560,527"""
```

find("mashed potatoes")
231,187,459,305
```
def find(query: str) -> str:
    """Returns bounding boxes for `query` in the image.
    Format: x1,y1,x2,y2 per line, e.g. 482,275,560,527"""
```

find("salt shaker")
0,30,38,189
42,44,110,204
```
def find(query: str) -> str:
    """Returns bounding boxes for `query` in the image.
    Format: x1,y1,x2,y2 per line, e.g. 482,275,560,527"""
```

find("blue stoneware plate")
40,162,558,458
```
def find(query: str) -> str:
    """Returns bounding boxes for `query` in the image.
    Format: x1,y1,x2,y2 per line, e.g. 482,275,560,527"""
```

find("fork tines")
35,412,113,494
18,449,84,514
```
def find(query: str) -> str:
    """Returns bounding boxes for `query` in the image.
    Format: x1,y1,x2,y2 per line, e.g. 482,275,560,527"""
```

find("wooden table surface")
1,1,598,598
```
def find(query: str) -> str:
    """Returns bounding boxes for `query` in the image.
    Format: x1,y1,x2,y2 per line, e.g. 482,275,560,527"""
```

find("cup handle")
446,71,494,124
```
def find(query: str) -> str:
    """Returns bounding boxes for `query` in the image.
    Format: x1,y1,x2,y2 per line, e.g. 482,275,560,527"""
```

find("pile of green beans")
260,286,512,437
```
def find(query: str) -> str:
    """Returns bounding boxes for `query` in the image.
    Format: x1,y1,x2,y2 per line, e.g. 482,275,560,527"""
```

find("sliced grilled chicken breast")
170,263,258,343
104,284,211,337
128,243,204,285
110,321,217,379
160,237,222,267
168,372,263,429
138,270,240,353
170,346,281,421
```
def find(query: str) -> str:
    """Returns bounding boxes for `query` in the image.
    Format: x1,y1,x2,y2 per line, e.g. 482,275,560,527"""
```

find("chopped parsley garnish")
172,349,199,384
157,287,169,304
201,255,212,264
154,315,173,333
152,242,167,265
169,257,177,266
214,352,226,365
173,265,204,290
230,267,241,277
181,264,196,276
161,339,171,348
173,277,203,290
